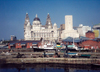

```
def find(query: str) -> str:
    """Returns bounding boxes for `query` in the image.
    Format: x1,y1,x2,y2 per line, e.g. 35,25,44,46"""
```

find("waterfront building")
8,40,39,49
61,15,79,39
86,31,95,39
77,24,91,37
24,13,59,42
62,30,99,49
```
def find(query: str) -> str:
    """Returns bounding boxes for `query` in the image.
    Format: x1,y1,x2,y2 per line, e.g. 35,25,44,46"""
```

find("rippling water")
0,64,100,72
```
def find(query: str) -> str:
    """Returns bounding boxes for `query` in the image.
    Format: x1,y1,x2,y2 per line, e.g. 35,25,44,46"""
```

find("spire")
36,14,38,18
24,13,30,28
45,13,52,29
25,13,30,20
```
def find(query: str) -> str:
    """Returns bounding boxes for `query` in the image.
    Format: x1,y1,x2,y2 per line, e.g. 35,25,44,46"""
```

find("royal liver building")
24,13,59,41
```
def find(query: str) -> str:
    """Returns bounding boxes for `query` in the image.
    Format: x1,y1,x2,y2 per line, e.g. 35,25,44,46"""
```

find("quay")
0,52,100,65
0,58,100,65
0,48,100,65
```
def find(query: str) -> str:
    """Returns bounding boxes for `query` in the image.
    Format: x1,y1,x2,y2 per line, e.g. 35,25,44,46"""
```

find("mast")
73,37,74,45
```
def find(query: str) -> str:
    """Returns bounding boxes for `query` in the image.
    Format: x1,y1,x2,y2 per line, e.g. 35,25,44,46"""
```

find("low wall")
0,58,100,65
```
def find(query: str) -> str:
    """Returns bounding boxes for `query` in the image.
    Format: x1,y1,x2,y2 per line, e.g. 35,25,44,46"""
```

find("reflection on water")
0,63,100,72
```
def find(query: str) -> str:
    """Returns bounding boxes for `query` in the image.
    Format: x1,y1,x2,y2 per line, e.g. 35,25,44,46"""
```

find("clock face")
49,22,50,24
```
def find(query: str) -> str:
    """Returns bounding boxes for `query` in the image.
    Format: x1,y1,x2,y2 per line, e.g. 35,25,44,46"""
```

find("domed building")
24,13,59,41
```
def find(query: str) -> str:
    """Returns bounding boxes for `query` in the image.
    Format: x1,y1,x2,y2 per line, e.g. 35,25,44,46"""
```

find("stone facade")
61,15,79,39
24,13,59,41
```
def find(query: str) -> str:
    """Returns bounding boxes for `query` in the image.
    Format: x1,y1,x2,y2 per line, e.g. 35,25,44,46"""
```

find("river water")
0,63,100,72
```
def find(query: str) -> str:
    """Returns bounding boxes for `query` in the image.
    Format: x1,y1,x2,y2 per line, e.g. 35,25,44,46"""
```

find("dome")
34,17,40,21
33,14,40,21
54,23,57,26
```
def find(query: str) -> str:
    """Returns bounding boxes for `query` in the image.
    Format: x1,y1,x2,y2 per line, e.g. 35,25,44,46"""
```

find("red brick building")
15,43,22,48
8,40,40,49
79,40,98,49
62,35,100,49
86,31,95,39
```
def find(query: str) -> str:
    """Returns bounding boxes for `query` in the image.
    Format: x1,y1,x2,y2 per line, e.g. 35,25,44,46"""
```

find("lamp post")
66,43,68,57
64,43,68,58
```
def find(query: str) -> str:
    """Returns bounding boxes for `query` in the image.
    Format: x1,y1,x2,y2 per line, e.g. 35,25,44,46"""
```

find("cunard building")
24,13,59,41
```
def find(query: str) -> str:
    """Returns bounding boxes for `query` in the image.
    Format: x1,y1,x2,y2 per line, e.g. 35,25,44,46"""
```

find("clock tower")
45,13,52,29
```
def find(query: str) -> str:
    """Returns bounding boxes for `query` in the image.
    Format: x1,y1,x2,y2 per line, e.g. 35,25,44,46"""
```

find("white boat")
39,44,55,50
38,41,56,50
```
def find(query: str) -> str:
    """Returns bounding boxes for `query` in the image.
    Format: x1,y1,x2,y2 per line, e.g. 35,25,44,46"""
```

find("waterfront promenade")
0,48,100,65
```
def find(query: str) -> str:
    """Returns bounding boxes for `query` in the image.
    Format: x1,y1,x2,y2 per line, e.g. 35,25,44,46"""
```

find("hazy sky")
0,0,100,40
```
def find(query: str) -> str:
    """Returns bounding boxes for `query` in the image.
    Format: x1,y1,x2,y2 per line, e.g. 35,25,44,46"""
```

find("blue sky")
0,0,100,40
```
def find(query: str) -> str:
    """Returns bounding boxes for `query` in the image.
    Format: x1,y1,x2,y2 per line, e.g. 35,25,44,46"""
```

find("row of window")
16,43,32,46
32,30,53,32
33,34,53,37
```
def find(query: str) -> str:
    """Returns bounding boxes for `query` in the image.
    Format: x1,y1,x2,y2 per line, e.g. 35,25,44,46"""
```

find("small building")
8,40,40,49
86,31,95,39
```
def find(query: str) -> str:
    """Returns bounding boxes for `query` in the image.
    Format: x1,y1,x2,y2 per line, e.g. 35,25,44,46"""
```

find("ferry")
38,43,55,50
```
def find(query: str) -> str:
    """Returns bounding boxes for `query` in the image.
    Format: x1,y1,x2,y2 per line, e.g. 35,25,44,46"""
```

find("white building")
24,13,59,41
77,24,91,37
61,15,79,39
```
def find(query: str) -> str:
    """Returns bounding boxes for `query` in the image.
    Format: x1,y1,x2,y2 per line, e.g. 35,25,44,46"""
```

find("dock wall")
0,58,100,65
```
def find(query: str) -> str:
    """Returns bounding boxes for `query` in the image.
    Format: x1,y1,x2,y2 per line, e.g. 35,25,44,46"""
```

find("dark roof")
86,31,94,33
63,37,81,42
9,40,40,44
63,36,100,42
63,36,95,42
9,43,15,45
34,17,40,21
32,42,38,44
21,42,26,44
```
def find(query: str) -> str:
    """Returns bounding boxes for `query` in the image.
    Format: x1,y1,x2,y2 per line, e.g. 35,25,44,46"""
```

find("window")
18,44,19,46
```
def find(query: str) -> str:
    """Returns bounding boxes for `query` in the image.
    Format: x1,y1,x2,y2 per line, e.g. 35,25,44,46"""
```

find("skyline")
0,0,100,40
